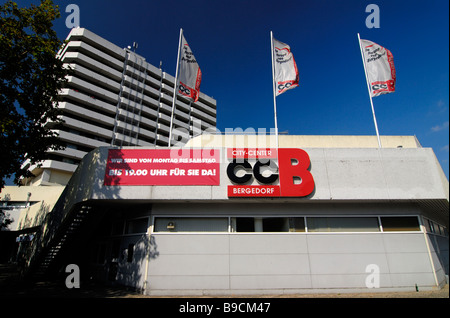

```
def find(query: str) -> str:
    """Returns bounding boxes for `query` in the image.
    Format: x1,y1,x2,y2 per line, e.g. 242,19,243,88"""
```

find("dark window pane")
381,217,420,231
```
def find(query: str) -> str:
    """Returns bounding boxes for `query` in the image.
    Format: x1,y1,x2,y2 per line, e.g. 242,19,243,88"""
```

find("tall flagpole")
169,28,183,147
358,33,382,148
271,31,281,195
270,31,279,150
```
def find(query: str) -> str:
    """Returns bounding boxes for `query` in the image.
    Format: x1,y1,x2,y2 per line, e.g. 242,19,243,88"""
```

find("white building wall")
17,142,446,294
138,202,445,295
145,230,440,295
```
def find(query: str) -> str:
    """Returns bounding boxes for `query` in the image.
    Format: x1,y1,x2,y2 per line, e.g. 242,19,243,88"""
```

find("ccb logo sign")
227,148,314,198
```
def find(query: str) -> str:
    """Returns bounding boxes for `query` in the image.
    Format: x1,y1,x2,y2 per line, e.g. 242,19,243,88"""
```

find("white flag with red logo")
361,39,396,97
177,34,202,102
273,37,299,96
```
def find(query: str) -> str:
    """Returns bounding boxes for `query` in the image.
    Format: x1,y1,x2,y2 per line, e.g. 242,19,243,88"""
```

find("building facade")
16,135,448,296
22,28,216,187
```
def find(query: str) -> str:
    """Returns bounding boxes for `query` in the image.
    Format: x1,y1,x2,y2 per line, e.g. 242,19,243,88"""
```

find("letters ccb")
227,148,314,197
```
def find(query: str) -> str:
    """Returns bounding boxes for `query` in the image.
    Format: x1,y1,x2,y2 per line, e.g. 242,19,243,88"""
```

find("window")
233,217,291,232
127,244,134,263
289,217,306,232
125,218,148,234
380,217,420,231
154,217,228,232
424,218,448,236
92,243,107,264
110,217,149,235
307,217,380,232
235,218,255,232
262,218,289,232
151,216,425,234
111,239,120,260
425,219,434,233
111,220,125,235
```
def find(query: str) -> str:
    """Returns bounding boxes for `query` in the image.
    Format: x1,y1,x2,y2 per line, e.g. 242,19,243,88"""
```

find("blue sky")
7,0,450,179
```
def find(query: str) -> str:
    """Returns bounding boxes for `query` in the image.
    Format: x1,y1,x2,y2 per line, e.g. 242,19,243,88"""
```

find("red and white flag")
178,34,202,102
273,37,299,96
360,39,396,97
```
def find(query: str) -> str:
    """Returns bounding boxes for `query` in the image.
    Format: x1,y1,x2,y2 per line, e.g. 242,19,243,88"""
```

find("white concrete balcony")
113,132,155,146
190,107,216,125
120,97,159,120
159,86,191,114
122,85,160,103
189,118,215,132
60,116,113,140
67,63,121,93
64,28,126,64
115,121,156,140
115,121,139,135
157,101,174,116
173,109,190,122
123,75,146,94
38,159,78,174
155,123,170,136
156,134,169,144
127,52,161,78
157,112,171,125
62,40,124,71
116,109,158,134
140,106,159,121
62,51,122,82
58,102,115,127
47,147,88,161
136,126,157,140
125,65,162,88
136,139,154,147
192,98,216,117
113,133,134,145
141,94,161,110
59,89,117,115
173,118,190,130
66,76,118,104
54,130,110,149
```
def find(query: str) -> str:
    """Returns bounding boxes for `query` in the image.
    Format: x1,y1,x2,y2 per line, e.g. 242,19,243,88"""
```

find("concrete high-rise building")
23,28,217,186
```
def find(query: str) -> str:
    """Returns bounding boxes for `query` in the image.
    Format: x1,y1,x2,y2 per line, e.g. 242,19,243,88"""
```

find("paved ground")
0,263,448,298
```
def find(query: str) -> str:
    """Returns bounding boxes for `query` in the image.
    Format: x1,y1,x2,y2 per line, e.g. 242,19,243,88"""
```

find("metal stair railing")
21,200,93,279
30,205,92,278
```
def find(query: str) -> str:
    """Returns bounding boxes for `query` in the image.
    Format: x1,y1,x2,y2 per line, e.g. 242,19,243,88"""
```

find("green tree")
0,0,67,189
0,210,13,230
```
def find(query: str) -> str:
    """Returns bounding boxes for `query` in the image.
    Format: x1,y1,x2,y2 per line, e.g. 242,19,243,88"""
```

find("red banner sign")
104,149,220,186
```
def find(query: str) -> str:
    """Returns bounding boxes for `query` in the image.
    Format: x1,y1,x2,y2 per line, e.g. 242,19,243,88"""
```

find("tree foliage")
0,210,13,230
0,0,68,189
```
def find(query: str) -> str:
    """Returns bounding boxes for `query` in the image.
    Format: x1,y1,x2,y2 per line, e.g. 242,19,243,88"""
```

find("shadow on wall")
18,147,132,277
68,147,130,201
114,235,159,290
17,201,51,230
428,234,449,278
